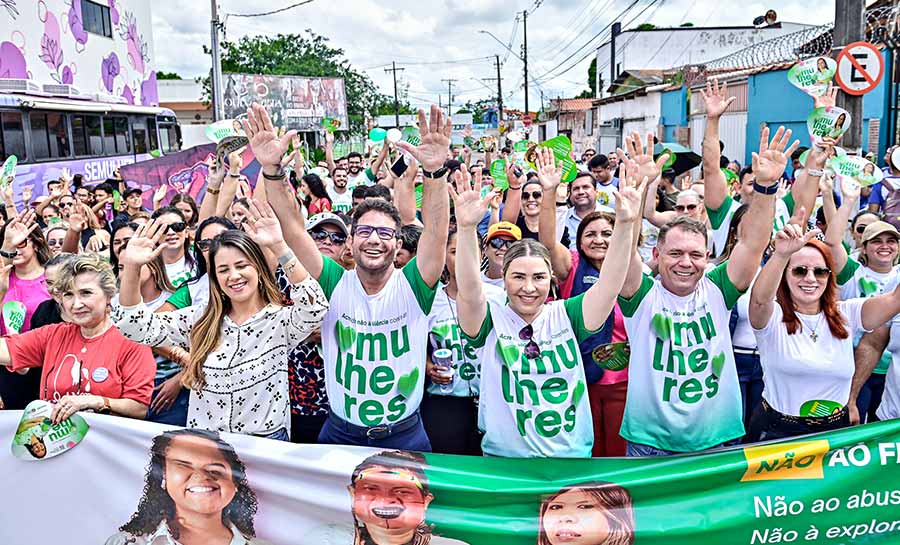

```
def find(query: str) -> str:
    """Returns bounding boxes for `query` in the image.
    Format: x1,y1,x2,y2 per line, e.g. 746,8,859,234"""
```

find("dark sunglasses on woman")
790,265,831,279
166,222,188,233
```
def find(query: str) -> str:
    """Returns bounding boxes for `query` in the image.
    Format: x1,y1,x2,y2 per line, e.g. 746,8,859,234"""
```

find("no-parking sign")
834,41,884,96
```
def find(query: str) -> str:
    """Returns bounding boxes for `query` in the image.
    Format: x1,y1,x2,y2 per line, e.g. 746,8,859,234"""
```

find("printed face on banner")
788,57,837,97
827,155,884,188
537,482,635,545
11,400,89,461
807,107,851,146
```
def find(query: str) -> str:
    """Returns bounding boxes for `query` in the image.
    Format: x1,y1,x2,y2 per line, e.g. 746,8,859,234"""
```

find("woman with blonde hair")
537,481,635,545
112,199,328,439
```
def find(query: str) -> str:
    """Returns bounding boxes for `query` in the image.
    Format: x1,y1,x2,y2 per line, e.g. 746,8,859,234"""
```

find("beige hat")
862,220,900,244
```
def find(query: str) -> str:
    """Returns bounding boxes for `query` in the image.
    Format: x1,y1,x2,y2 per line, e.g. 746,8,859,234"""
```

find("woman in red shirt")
0,241,154,424
300,173,332,216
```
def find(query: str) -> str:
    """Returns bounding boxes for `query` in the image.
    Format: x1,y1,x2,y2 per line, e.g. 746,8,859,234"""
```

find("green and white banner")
4,411,900,544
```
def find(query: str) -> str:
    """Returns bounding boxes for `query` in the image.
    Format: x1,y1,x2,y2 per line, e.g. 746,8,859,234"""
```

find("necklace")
799,313,824,342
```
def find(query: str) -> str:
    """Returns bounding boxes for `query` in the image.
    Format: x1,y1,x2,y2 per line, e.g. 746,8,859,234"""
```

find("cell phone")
390,155,408,177
512,166,523,178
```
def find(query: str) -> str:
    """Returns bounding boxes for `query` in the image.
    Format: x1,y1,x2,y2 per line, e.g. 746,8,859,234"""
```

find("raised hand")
120,220,166,267
622,132,669,184
701,79,735,118
1,209,37,252
535,146,563,191
773,223,819,257
21,185,32,204
615,173,649,224
814,84,839,109
153,184,168,204
806,135,840,169
395,105,452,173
227,149,244,176
840,175,861,203
67,203,89,233
752,126,800,185
242,103,297,170
242,199,284,248
449,167,496,229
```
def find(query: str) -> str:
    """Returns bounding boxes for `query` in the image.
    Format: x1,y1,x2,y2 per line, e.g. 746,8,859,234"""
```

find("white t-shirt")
426,283,505,397
731,272,761,350
638,220,659,264
618,263,745,452
837,258,900,301
481,272,504,288
707,194,793,257
877,316,900,420
327,186,353,214
596,179,618,211
467,296,595,458
318,256,436,427
753,299,867,416
164,255,195,288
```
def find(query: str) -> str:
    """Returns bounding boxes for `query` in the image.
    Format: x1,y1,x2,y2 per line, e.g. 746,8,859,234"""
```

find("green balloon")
369,128,387,142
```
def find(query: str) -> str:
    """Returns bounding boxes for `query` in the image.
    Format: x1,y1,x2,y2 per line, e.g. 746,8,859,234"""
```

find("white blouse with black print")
111,276,328,436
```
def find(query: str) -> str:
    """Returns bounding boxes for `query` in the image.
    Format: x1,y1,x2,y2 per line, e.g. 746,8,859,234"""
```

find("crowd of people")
2,81,900,460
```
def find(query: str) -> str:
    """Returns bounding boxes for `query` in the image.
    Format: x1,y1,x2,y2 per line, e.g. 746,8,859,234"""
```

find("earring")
161,477,166,489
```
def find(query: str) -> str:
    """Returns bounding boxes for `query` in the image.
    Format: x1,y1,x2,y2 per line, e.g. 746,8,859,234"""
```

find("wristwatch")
0,248,18,259
422,167,449,179
97,396,111,414
261,166,287,180
753,180,779,195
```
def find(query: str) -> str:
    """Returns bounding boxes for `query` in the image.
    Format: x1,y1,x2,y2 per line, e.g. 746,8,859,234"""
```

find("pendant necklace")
800,313,824,342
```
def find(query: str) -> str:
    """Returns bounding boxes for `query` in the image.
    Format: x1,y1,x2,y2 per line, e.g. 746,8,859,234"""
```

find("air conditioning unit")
43,84,82,98
0,78,41,94
94,92,126,104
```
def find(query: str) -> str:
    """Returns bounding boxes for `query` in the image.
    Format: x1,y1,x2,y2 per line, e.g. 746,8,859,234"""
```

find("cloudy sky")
152,0,837,110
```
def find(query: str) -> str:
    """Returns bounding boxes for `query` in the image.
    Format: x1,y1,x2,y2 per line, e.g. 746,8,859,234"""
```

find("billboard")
222,74,348,131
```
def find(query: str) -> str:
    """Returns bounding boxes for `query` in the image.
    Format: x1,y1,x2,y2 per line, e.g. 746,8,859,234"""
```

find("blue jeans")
262,428,290,442
855,373,886,424
735,351,764,439
318,413,432,452
626,441,681,457
146,376,189,426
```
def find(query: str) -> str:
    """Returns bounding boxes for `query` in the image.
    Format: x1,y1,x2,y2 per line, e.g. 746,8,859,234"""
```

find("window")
29,112,70,160
132,116,148,154
159,122,180,153
71,114,104,156
81,0,112,38
114,116,131,154
147,116,159,152
102,116,115,154
0,112,25,161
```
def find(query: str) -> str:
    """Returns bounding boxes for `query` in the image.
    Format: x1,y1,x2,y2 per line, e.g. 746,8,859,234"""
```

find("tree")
456,98,496,124
157,71,182,80
574,58,597,99
636,23,657,30
680,22,695,27
203,31,396,132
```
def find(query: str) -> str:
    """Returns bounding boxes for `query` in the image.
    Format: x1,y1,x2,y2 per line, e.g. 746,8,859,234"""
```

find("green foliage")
680,22,695,27
156,71,182,80
587,58,597,95
457,98,497,124
636,23,657,30
203,31,402,133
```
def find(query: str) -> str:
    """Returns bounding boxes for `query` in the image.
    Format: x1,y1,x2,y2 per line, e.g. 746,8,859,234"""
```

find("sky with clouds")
152,0,837,111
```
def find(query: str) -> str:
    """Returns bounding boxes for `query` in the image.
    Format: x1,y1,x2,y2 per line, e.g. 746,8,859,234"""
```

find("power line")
227,0,317,17
530,0,615,60
643,0,700,68
594,0,667,76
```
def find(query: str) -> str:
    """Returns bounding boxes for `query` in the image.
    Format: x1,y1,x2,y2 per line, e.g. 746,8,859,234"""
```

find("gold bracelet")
283,257,299,276
206,186,221,195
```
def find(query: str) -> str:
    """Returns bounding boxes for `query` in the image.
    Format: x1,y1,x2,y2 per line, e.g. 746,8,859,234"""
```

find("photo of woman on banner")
346,450,468,545
106,428,272,545
537,481,635,545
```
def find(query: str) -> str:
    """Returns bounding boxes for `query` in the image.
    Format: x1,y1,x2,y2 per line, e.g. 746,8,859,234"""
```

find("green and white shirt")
618,263,745,452
707,193,794,257
318,256,436,427
426,283,505,397
466,296,597,458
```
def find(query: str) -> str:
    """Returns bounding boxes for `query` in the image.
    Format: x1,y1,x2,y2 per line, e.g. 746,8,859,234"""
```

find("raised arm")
370,141,390,183
749,224,819,329
242,104,324,279
216,153,242,218
824,177,860,274
395,161,422,227
197,156,226,223
728,126,799,291
535,148,574,282
850,325,890,424
861,281,900,331
395,105,451,287
324,130,336,175
700,79,736,211
501,161,524,223
451,168,495,337
643,176,676,228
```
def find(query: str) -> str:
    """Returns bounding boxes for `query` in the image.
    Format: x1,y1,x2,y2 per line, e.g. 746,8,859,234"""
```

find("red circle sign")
834,41,884,96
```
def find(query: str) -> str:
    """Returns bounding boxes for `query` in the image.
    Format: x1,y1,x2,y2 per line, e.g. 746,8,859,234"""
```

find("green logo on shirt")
651,311,722,404
430,322,479,381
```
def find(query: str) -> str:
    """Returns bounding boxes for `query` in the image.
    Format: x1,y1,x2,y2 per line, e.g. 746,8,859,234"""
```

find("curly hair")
118,428,259,540
537,481,635,545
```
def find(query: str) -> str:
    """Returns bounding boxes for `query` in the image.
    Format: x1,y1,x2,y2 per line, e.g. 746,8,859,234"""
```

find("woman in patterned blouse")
112,199,328,440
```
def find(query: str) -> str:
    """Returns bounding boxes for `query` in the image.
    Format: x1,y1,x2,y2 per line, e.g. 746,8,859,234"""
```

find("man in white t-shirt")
327,166,353,214
588,154,619,210
617,125,797,456
565,172,611,249
267,105,451,451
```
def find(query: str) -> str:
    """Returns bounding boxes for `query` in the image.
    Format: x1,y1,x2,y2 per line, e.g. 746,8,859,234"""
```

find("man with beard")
329,167,353,214
265,104,451,450
565,172,609,249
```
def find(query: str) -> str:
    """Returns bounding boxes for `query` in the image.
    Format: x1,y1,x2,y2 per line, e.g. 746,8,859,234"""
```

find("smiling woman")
537,481,635,545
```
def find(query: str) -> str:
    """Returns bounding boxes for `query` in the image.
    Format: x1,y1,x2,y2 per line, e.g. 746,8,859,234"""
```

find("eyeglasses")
856,225,870,234
47,239,64,247
353,225,397,240
675,204,699,213
311,230,347,245
59,201,74,208
518,324,541,360
166,222,187,233
790,265,831,279
522,191,542,201
488,237,515,250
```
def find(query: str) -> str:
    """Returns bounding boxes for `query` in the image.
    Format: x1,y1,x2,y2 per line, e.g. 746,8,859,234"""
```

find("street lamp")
478,30,524,63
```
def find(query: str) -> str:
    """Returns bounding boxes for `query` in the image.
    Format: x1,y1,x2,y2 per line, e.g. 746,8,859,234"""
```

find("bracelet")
283,257,299,276
507,184,522,191
0,248,17,259
262,167,286,181
806,168,825,177
225,172,240,178
277,250,297,267
753,180,779,195
206,186,221,195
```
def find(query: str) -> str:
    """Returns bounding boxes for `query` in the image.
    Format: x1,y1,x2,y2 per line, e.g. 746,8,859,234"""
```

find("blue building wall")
660,88,688,142
745,54,890,165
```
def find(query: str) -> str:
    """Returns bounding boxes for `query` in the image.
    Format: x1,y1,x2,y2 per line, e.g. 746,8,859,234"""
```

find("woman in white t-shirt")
150,206,196,288
453,148,644,458
748,223,900,441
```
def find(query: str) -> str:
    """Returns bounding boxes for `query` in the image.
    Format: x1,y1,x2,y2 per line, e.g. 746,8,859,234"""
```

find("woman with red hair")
748,222,900,441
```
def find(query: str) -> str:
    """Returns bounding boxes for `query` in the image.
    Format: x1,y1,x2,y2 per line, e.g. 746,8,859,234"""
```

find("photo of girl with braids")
536,481,635,545
347,450,468,545
105,428,273,545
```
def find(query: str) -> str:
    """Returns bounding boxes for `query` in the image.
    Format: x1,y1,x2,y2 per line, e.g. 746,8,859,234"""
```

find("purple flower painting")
68,0,87,46
39,11,63,74
61,65,73,84
0,41,27,79
109,0,119,25
120,12,145,75
121,84,133,105
140,71,158,106
101,52,119,92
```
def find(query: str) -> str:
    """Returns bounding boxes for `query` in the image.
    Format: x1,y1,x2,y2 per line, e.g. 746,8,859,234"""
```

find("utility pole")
384,62,405,127
210,0,225,121
833,0,865,151
442,78,457,117
482,55,504,125
521,10,529,117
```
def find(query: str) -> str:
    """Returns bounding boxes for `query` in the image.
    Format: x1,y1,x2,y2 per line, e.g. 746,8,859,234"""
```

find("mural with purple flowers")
0,0,156,105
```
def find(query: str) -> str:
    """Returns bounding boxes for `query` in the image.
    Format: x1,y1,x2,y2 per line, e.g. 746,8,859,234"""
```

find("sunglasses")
353,225,397,241
311,230,347,245
47,238,64,247
675,204,698,213
522,191,542,201
856,224,869,234
15,239,30,249
59,201,74,208
488,237,515,250
790,265,831,279
196,236,223,251
518,324,541,360
166,222,188,234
